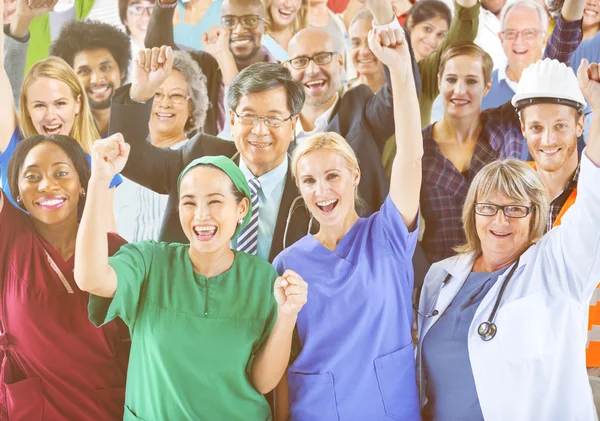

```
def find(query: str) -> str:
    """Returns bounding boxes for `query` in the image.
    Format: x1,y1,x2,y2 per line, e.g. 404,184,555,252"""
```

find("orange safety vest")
528,162,600,366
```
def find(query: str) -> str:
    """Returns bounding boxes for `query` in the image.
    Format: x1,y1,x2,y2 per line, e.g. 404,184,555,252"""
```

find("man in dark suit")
111,47,312,262
284,0,421,215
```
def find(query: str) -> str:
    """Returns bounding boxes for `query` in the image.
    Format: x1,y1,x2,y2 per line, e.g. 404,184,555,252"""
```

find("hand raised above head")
22,0,58,19
274,269,308,317
367,27,412,80
201,25,231,59
578,59,600,112
90,133,131,182
130,45,174,103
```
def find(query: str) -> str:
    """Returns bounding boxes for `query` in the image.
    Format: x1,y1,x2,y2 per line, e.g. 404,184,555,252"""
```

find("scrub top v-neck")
89,242,278,420
274,196,421,421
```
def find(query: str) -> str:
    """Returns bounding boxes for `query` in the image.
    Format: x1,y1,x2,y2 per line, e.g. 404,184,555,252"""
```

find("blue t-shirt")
273,196,420,421
0,128,122,210
173,0,222,51
422,267,507,421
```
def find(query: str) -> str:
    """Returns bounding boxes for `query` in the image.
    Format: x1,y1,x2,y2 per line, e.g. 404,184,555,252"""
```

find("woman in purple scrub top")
272,23,423,421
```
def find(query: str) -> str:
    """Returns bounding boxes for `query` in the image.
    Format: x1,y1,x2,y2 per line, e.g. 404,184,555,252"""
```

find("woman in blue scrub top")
273,24,423,421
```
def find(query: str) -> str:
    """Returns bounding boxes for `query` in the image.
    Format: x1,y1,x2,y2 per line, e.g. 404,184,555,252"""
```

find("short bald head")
286,28,343,109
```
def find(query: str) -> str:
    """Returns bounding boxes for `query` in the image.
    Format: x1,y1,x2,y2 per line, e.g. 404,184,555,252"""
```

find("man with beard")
284,11,421,215
50,20,131,136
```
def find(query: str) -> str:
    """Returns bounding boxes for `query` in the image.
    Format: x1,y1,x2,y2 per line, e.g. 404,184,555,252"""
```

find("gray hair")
172,50,209,134
455,159,549,255
350,8,373,30
500,0,549,34
228,62,305,116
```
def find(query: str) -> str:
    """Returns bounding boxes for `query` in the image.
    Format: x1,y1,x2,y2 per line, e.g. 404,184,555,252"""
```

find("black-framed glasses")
232,110,293,128
127,4,153,16
287,51,337,70
500,28,541,41
474,203,533,218
221,14,264,30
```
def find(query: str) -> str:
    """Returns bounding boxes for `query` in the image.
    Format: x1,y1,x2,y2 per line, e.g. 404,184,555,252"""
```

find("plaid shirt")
420,16,582,264
547,164,580,232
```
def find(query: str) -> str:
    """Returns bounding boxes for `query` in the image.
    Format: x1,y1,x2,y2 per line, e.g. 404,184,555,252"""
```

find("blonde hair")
291,132,366,210
20,56,100,154
455,159,549,255
262,0,309,37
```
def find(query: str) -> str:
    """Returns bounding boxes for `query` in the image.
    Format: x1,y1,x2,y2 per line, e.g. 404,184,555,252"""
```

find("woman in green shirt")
74,133,308,420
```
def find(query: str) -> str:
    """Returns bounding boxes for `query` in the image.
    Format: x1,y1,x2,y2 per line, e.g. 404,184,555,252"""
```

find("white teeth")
45,124,61,130
279,9,293,16
542,148,559,153
306,80,325,87
451,100,468,105
38,198,64,206
91,86,109,94
157,113,174,118
316,199,337,206
249,142,271,148
584,10,598,16
194,225,217,234
231,39,251,45
358,59,375,63
491,231,510,236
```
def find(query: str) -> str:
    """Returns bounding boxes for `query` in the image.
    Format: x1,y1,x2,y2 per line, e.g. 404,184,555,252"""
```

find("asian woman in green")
74,133,308,420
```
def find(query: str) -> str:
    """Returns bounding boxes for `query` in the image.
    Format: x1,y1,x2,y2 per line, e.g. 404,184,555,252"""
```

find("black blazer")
109,85,314,262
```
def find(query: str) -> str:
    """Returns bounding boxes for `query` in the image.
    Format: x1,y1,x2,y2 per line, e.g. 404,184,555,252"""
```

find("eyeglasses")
154,92,190,105
221,14,264,30
287,52,337,70
232,110,293,128
474,203,534,218
500,28,541,41
127,4,153,16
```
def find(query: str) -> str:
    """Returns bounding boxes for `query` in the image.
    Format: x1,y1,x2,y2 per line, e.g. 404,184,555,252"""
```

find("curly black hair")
50,20,131,83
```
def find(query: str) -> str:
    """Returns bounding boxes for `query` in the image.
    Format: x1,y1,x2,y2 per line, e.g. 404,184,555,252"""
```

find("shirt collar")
238,156,289,197
263,46,279,64
497,63,518,92
295,93,340,137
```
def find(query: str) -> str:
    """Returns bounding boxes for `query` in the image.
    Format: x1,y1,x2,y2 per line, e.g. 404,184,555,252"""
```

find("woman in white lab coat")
417,58,600,421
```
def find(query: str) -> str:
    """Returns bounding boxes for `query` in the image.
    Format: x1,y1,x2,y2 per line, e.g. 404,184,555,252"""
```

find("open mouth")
512,48,529,56
305,79,327,93
88,85,110,97
193,224,218,241
42,124,64,135
230,36,253,47
316,199,339,214
155,112,175,121
36,196,66,210
357,58,376,64
248,140,272,149
450,99,469,106
539,147,562,156
584,9,598,18
278,8,294,19
490,230,511,238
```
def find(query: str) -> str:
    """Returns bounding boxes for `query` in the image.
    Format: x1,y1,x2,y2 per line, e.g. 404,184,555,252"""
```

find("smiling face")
269,0,301,28
409,16,449,62
583,0,600,32
521,103,584,173
230,86,297,177
17,142,83,227
179,166,249,254
222,0,265,62
349,18,382,77
124,0,153,47
439,55,491,120
287,29,343,108
475,192,533,264
296,148,360,227
149,69,191,142
73,48,123,110
500,6,546,74
26,77,82,136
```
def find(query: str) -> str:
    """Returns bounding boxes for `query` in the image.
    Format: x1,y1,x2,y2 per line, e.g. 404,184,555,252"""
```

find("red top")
0,190,129,421
327,0,349,13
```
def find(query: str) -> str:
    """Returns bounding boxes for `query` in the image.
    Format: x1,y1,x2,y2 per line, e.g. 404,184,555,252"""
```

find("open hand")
368,27,412,81
90,133,131,182
22,0,58,18
130,45,174,103
274,270,308,317
578,59,600,112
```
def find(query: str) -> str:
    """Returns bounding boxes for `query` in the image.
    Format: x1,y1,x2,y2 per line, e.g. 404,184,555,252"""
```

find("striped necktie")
237,178,260,255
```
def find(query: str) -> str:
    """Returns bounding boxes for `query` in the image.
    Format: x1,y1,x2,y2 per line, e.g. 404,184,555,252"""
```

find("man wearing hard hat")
514,57,600,411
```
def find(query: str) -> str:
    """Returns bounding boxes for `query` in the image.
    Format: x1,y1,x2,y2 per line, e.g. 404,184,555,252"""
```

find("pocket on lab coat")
288,371,340,421
5,376,44,421
495,292,556,362
374,343,420,420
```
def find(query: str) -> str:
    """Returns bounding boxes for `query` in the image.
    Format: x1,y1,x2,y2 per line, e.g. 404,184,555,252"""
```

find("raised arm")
111,46,184,194
144,0,179,50
363,0,421,147
202,25,239,86
369,26,422,229
543,0,584,63
579,61,600,164
74,134,130,298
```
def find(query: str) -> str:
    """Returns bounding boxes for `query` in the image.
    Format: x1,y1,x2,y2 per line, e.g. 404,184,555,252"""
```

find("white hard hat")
511,58,586,112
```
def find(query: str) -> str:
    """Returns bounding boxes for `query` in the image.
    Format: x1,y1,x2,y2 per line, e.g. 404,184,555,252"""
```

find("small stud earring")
80,190,86,198
16,197,23,204
238,218,244,225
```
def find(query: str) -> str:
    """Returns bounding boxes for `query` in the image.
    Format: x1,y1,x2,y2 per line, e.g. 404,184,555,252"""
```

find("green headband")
177,156,252,237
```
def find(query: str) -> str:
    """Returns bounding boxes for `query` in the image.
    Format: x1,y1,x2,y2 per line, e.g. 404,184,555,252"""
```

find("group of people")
1,0,600,420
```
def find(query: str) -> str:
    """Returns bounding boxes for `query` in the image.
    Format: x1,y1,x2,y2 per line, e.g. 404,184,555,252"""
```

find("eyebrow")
31,98,70,104
444,73,481,78
239,106,284,114
24,162,72,169
207,193,225,197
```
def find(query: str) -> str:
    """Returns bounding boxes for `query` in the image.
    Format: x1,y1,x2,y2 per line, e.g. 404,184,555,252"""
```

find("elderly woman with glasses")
416,60,600,421
114,50,210,242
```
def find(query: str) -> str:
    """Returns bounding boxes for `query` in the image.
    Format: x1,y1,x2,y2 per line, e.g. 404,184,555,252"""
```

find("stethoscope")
282,196,314,250
416,257,521,341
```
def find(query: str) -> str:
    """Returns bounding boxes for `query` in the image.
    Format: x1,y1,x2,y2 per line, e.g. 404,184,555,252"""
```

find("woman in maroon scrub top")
0,134,129,421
